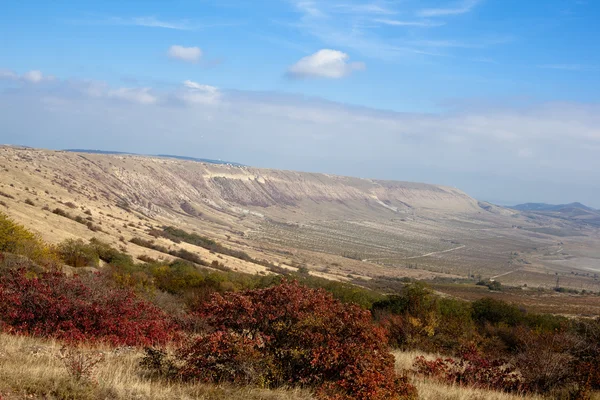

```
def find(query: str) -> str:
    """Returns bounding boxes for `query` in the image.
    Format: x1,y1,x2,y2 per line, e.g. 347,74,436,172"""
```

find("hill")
510,202,596,212
65,149,244,166
1,145,599,291
510,202,600,228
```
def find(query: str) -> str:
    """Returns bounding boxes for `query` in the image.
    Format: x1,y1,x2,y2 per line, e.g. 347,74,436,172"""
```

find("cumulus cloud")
22,70,46,83
287,49,365,79
167,45,203,63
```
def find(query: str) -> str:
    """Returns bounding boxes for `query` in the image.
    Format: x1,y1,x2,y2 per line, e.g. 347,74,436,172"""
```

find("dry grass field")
6,333,598,400
0,334,314,400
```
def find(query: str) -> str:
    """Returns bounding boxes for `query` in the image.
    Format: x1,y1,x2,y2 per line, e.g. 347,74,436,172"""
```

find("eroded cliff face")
0,147,482,224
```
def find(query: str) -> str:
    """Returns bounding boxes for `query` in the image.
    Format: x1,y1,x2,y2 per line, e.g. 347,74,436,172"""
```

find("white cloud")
287,49,365,79
2,68,600,206
180,80,221,105
22,70,45,83
374,19,445,27
167,45,203,63
539,64,598,71
293,1,325,18
108,87,157,104
417,0,481,17
96,16,194,30
287,1,493,62
130,16,192,30
332,3,395,15
0,69,54,84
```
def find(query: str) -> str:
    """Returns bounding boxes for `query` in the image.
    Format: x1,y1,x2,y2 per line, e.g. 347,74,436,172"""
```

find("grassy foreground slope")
0,334,555,400
1,212,600,399
0,334,313,400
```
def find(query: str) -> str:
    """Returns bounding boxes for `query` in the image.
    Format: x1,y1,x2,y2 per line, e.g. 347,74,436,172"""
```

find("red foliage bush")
177,281,416,400
413,344,525,393
178,331,267,385
0,268,174,346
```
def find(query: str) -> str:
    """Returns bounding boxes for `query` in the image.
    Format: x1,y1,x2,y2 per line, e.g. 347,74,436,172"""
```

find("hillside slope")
1,146,599,288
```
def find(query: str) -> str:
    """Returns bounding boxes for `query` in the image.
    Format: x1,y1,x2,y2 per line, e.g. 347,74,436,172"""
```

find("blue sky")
1,0,599,206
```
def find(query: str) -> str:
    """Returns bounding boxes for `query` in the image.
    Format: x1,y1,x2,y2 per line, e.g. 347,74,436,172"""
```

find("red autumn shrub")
0,268,174,346
513,327,580,394
177,281,416,400
178,331,268,385
413,344,525,393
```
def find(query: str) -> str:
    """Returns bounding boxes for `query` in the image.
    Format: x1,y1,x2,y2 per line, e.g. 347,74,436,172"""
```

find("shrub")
64,201,77,209
0,268,174,346
472,298,524,327
173,281,416,400
413,344,525,393
476,279,502,291
58,346,105,383
58,239,99,268
513,328,578,393
0,212,57,266
89,238,133,268
52,207,70,218
24,198,35,206
372,283,443,351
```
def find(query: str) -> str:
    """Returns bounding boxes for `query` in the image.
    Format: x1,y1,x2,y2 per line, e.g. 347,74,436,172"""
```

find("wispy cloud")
293,1,325,18
417,0,482,17
407,36,512,49
68,15,239,31
127,16,193,30
374,19,445,27
538,64,598,71
331,3,396,15
99,16,195,30
286,0,502,62
0,68,55,83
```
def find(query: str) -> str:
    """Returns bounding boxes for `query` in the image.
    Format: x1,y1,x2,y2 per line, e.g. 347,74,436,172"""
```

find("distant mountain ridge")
510,202,597,212
510,202,600,228
64,149,244,166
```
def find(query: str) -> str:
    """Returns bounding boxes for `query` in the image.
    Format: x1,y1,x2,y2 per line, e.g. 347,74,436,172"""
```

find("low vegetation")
0,211,599,399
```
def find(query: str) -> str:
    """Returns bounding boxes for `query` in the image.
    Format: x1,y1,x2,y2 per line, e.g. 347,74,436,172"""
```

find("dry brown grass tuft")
392,349,600,400
0,334,314,400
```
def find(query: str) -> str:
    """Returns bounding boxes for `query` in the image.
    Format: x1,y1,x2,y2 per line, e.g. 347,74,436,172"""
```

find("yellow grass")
2,334,599,400
0,333,314,400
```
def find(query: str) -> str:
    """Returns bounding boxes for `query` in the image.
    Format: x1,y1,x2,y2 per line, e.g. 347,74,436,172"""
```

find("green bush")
58,239,99,268
472,298,524,327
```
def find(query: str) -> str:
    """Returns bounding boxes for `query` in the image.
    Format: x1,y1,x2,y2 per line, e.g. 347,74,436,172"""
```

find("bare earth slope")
1,146,599,290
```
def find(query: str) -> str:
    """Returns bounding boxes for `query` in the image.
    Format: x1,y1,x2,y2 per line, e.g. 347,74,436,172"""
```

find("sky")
1,0,599,207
